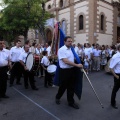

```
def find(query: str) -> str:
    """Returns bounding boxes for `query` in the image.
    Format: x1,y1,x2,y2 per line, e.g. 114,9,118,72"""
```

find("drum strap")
25,52,32,64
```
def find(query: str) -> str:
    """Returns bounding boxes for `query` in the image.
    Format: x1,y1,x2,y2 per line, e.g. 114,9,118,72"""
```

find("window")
101,15,104,31
60,0,63,8
79,15,84,30
48,5,51,9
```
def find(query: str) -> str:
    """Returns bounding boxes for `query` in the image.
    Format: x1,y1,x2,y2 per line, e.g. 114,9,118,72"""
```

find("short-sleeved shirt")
84,48,92,59
41,56,50,66
92,49,101,57
19,51,29,63
10,46,22,62
58,45,74,69
0,48,11,67
46,46,51,56
109,52,120,73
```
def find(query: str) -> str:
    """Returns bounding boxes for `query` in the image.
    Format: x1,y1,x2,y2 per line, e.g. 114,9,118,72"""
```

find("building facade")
45,0,120,45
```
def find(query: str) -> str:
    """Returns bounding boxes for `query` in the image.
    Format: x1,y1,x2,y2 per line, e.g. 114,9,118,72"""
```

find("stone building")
45,0,120,45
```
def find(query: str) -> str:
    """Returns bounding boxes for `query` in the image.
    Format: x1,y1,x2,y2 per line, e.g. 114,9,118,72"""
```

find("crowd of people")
0,37,120,109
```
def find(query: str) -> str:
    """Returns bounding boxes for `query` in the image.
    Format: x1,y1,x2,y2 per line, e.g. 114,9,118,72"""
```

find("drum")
32,55,40,73
25,53,34,71
105,59,111,73
47,64,57,75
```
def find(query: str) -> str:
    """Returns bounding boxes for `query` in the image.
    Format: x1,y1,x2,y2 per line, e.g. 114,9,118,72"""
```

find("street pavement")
0,70,120,120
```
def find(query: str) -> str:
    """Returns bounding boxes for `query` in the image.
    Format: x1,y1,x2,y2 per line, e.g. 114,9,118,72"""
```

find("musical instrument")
25,53,34,71
25,53,42,73
32,55,41,73
105,59,111,73
7,62,16,76
47,64,57,75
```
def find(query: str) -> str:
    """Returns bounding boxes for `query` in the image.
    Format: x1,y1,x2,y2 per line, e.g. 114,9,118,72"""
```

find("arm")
110,68,119,79
19,60,28,70
41,63,47,70
62,58,83,68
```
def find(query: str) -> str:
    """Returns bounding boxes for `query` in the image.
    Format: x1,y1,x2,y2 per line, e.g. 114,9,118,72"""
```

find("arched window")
79,15,84,30
60,0,63,8
48,5,51,9
101,15,104,31
61,20,66,34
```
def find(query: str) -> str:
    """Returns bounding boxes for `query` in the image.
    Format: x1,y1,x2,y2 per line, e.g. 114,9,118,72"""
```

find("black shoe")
2,95,9,99
32,87,39,90
69,103,79,109
111,104,118,109
56,99,60,105
16,83,22,85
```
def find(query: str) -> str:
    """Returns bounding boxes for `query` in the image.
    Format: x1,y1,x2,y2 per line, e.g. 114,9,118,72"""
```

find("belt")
60,67,74,70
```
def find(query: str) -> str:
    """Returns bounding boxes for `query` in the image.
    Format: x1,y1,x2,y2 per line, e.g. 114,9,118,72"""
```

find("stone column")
88,0,97,44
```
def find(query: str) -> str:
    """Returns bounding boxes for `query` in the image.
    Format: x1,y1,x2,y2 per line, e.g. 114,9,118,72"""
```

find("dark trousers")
10,62,22,84
23,70,36,89
56,67,75,104
111,74,120,105
0,66,8,97
44,66,52,86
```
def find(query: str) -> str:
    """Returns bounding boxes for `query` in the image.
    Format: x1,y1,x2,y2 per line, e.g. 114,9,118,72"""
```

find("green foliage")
0,0,51,42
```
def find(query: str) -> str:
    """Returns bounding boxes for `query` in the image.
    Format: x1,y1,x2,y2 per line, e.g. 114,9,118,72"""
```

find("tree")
0,0,51,42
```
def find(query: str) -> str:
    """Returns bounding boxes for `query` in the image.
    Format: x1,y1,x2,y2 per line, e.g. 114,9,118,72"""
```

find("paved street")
0,70,120,120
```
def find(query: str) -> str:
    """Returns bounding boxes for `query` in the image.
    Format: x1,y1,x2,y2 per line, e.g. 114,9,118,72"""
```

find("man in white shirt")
55,36,83,109
46,41,52,57
35,44,44,77
9,40,22,86
19,44,38,90
109,44,120,109
0,39,11,98
92,45,101,71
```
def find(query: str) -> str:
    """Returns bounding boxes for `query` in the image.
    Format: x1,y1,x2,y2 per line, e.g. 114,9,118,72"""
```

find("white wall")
96,34,113,45
74,1,89,44
58,8,71,35
97,1,114,45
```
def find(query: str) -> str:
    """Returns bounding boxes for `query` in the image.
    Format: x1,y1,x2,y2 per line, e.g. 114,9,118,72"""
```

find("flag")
53,28,83,100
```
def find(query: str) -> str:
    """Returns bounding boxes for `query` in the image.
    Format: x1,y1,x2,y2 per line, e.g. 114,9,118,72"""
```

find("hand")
24,66,28,71
77,64,83,68
115,75,119,79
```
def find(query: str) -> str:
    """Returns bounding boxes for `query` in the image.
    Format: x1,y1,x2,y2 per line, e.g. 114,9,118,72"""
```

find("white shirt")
74,46,78,54
41,56,50,66
29,46,36,54
77,48,83,57
35,48,44,55
58,45,74,69
10,46,22,62
84,48,92,59
84,58,89,66
46,46,51,56
0,48,11,67
92,49,101,57
109,52,120,73
19,51,29,63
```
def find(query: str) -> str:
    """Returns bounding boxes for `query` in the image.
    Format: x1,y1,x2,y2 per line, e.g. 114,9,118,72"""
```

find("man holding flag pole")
54,30,83,109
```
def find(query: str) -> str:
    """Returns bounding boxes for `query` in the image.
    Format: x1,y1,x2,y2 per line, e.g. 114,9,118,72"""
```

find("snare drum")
47,64,57,75
32,55,40,72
